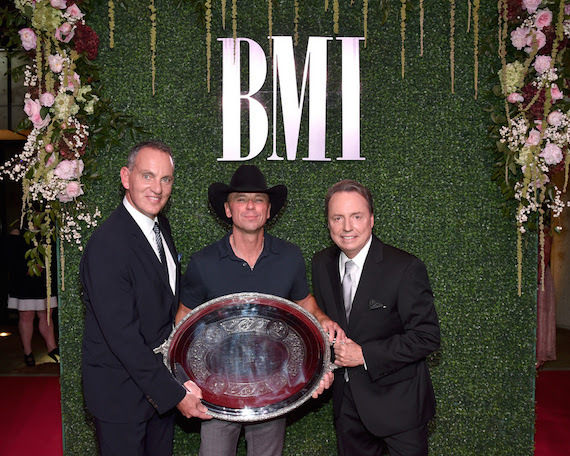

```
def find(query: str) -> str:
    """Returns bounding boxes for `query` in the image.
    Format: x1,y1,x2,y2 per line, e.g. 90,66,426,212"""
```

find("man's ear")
120,167,130,190
224,201,232,219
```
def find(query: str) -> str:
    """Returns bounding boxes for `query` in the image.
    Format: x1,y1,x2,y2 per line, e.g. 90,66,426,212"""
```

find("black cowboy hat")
208,165,288,224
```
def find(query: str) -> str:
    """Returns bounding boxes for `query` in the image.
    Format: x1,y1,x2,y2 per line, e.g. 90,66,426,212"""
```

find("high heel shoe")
24,352,35,367
48,348,60,363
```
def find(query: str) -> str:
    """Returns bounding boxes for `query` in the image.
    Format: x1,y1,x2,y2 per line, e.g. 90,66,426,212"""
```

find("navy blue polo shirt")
180,231,310,309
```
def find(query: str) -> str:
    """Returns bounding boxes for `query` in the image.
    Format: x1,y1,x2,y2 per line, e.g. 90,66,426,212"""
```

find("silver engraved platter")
159,292,333,422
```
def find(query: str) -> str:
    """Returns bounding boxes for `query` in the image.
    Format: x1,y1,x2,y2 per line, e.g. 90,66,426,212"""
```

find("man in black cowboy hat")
176,164,344,456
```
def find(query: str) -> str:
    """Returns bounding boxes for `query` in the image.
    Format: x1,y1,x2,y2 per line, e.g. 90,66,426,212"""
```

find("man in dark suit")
80,140,210,456
312,179,440,456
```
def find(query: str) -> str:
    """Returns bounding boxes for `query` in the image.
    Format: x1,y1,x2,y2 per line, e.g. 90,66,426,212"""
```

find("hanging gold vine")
400,0,406,79
363,0,368,47
419,0,424,57
325,0,329,13
108,0,115,49
60,240,65,292
221,0,226,30
473,0,479,99
206,0,212,92
333,0,339,34
467,0,471,32
294,0,299,46
232,0,237,44
149,0,157,95
268,0,273,56
449,0,455,94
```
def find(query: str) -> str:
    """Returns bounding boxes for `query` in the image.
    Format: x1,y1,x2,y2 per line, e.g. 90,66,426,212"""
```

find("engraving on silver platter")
187,316,305,397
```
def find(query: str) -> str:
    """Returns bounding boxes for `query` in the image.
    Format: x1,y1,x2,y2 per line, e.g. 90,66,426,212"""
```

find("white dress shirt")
123,197,176,293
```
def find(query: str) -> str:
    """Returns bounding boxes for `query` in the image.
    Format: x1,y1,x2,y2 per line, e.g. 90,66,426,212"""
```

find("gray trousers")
199,417,286,456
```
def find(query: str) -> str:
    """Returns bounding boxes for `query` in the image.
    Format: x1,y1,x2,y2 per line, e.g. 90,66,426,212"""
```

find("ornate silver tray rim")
156,292,335,422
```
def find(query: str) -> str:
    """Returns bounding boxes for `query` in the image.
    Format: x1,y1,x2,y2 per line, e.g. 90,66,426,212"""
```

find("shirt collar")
219,229,274,260
339,235,373,273
123,196,157,236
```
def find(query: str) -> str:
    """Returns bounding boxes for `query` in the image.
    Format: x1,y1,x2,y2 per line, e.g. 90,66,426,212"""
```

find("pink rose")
526,128,541,145
30,112,51,129
24,98,50,128
58,181,83,203
54,159,84,180
24,98,41,118
523,0,542,14
551,84,563,101
40,92,55,107
65,72,80,89
547,111,565,127
508,93,524,103
535,9,553,29
565,4,570,15
540,143,563,165
48,54,64,73
18,28,37,51
533,55,552,74
511,27,530,50
525,30,547,53
66,4,84,19
50,0,67,9
55,23,74,43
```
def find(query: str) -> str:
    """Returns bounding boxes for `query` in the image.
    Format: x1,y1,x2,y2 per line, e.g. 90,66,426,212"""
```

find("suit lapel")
120,206,175,297
325,247,349,328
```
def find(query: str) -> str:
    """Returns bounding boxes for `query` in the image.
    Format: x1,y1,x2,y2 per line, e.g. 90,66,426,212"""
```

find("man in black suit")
80,140,210,456
312,179,440,456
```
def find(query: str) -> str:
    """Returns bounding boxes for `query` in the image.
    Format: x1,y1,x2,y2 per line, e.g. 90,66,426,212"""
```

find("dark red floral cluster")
73,23,99,61
506,0,525,23
59,131,88,158
521,83,546,121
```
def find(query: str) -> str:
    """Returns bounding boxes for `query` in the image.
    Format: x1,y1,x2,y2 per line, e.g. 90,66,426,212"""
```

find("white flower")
540,143,563,165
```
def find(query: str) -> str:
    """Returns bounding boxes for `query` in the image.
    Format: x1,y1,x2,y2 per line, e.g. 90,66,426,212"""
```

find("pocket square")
368,299,386,310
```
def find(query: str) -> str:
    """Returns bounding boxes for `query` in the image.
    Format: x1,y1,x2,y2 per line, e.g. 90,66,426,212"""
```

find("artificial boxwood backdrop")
58,1,537,454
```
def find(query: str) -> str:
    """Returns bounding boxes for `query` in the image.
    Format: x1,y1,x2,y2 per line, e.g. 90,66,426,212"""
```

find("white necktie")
342,260,356,320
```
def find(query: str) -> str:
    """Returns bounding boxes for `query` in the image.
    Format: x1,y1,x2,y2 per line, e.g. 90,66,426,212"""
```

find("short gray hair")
127,140,174,170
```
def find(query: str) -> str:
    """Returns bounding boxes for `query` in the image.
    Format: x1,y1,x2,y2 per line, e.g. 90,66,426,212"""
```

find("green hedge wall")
59,1,537,455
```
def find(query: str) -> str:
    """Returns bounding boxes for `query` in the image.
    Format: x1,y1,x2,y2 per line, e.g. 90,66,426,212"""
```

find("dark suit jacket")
312,235,440,437
80,204,185,423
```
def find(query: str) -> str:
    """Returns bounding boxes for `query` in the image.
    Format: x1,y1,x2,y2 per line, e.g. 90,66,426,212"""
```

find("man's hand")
333,338,364,367
311,371,334,399
176,380,212,420
319,318,346,343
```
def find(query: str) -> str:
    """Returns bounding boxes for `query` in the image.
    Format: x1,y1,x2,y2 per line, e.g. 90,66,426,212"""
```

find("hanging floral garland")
492,0,570,295
1,0,101,317
1,0,143,316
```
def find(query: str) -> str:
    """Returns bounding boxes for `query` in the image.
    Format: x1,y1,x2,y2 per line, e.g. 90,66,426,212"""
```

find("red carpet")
0,372,567,455
535,370,570,455
0,376,62,456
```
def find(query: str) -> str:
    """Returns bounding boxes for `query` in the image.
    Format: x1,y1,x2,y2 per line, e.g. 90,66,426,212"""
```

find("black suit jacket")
80,204,185,423
312,235,440,436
